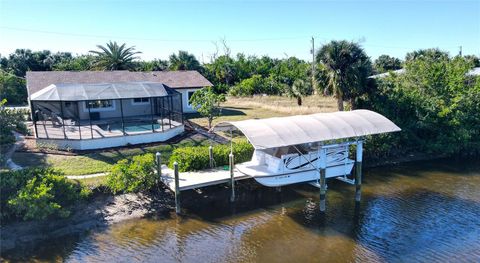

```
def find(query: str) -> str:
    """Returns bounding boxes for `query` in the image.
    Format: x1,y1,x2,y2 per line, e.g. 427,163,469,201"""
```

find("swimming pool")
99,122,161,133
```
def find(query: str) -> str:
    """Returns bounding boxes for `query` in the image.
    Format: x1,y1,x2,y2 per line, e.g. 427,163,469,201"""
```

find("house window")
132,97,150,105
85,100,115,112
187,91,195,107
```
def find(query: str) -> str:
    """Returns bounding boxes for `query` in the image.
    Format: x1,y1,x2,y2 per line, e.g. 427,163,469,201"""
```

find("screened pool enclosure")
30,82,184,143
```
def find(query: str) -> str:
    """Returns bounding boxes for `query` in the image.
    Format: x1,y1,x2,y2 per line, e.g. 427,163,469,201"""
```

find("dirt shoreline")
0,188,174,253
0,152,449,253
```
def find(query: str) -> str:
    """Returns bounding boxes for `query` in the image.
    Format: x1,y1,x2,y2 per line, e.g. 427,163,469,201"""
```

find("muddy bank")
1,188,174,253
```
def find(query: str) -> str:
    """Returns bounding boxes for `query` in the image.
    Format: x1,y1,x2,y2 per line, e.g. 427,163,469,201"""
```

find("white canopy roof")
30,82,177,101
214,110,401,149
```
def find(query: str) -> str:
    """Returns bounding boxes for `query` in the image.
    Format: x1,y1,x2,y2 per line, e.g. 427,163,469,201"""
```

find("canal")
3,157,480,262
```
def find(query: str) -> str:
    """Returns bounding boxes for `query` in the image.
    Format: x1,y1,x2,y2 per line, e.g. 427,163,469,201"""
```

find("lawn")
70,175,108,188
187,95,337,127
12,95,336,176
11,133,214,176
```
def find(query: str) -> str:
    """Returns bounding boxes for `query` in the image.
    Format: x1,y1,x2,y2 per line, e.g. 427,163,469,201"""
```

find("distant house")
25,71,213,150
368,69,405,79
369,67,480,79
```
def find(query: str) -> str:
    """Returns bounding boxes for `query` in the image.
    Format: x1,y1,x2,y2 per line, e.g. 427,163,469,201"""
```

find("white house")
25,71,213,150
26,70,213,113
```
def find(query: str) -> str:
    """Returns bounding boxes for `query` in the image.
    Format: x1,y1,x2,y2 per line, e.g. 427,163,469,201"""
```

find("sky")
0,0,479,62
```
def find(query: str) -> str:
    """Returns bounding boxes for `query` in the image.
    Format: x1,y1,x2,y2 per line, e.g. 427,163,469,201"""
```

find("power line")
0,26,310,43
2,26,474,55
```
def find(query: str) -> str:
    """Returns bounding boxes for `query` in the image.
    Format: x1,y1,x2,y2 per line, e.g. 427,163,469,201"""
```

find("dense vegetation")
168,140,254,172
0,99,28,146
0,45,315,105
360,53,480,157
0,168,90,222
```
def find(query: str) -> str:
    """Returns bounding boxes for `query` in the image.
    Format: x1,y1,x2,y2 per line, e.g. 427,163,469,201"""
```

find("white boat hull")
236,162,354,187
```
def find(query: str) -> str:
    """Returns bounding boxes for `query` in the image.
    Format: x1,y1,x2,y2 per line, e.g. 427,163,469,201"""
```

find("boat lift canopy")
214,109,401,149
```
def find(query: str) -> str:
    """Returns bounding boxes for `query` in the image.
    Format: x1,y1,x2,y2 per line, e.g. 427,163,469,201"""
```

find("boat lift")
159,110,400,214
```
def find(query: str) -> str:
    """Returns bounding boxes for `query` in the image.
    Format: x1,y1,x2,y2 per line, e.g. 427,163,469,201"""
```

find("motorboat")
236,143,355,187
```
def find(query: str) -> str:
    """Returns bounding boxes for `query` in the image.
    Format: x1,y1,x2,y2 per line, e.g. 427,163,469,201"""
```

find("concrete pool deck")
35,119,182,140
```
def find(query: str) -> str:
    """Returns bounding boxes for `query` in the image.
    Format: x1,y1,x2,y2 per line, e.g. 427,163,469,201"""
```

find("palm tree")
288,79,312,106
90,41,141,70
316,40,371,111
168,51,202,71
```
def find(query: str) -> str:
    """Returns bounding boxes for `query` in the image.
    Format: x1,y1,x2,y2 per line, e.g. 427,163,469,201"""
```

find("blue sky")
0,0,479,62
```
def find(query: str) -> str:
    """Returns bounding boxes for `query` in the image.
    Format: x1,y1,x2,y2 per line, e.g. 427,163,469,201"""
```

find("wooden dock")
159,165,250,192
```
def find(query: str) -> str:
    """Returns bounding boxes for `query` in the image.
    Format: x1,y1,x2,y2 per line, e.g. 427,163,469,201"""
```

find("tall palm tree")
316,40,371,111
90,41,141,70
168,51,202,71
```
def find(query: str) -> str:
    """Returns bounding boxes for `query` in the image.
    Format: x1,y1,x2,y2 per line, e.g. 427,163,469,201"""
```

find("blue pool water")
99,123,161,133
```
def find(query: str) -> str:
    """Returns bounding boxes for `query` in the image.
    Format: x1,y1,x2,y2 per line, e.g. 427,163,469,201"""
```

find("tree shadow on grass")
185,107,247,120
219,107,248,116
10,152,49,169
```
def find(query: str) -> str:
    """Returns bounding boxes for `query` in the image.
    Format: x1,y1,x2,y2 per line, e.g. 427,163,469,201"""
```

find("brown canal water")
3,157,480,262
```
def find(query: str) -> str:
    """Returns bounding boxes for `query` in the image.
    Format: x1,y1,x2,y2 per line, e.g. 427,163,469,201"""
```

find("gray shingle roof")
26,70,213,95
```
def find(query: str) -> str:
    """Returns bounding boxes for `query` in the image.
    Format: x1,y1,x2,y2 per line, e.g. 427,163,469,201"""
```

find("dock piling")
156,152,162,178
229,153,235,202
209,145,214,168
355,141,363,202
319,148,327,212
174,162,181,214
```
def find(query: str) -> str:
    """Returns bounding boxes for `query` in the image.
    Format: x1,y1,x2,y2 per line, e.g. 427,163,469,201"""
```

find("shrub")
229,74,266,96
168,140,254,172
106,153,156,194
0,99,28,145
0,168,90,221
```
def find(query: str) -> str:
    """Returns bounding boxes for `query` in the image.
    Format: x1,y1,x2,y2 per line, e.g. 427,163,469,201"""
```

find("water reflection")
3,158,480,262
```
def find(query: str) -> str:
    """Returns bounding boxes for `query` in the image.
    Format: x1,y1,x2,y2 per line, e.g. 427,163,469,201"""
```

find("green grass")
69,176,108,188
11,133,214,176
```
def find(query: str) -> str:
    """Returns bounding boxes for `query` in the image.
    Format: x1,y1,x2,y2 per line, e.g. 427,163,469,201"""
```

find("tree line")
1,40,479,109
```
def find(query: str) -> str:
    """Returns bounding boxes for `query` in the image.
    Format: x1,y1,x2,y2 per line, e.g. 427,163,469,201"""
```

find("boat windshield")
271,144,310,158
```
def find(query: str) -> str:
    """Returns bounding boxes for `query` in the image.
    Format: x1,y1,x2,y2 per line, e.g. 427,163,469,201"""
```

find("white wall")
177,88,201,113
78,99,154,120
76,90,202,119
37,125,184,150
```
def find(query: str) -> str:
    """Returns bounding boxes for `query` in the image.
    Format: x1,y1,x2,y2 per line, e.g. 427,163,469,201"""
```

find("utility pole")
311,37,317,94
459,46,463,56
